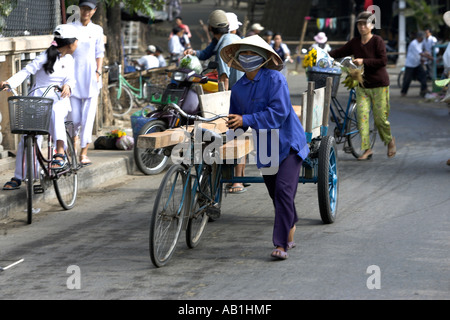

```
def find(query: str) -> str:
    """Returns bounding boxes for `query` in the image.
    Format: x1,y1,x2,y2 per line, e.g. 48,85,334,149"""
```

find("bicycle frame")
329,88,357,138
117,72,145,101
176,127,222,227
23,129,75,185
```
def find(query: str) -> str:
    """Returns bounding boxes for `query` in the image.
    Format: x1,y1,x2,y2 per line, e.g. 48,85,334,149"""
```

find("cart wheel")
317,136,338,224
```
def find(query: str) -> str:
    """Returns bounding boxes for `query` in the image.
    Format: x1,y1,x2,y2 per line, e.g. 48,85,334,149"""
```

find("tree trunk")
92,2,123,128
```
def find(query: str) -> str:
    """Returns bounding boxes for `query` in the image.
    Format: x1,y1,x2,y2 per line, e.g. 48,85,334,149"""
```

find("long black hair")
43,37,77,74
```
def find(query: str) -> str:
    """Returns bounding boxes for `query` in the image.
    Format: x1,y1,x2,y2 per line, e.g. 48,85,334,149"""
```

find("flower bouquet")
302,48,317,69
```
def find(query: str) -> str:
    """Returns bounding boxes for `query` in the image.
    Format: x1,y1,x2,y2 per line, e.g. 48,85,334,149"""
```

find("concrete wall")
0,35,53,154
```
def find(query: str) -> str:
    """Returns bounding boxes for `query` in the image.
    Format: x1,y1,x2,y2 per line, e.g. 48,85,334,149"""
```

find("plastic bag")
315,47,333,68
179,55,202,74
116,135,134,150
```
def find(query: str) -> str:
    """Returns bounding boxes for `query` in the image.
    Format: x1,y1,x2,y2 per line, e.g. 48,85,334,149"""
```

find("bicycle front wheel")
25,135,34,224
186,162,222,248
108,83,133,116
186,166,211,248
149,164,188,267
346,102,377,159
54,131,78,210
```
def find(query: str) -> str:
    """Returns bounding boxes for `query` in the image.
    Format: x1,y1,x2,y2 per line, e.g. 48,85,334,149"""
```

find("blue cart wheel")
317,136,339,224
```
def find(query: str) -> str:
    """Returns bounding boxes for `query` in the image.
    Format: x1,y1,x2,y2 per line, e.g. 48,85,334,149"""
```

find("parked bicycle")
3,84,79,224
107,63,169,116
149,103,226,267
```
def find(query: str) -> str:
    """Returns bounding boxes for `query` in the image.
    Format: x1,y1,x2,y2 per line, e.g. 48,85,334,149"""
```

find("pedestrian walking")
69,0,105,166
423,28,438,78
311,32,332,53
1,24,78,190
262,30,274,44
175,16,191,38
184,10,247,194
167,0,182,22
245,23,264,37
271,33,293,77
329,11,396,160
221,35,310,259
226,12,242,37
401,31,432,97
169,26,190,66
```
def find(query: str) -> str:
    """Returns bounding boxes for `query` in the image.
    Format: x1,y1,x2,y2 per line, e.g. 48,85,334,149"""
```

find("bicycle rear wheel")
54,131,78,210
134,120,170,175
108,83,133,116
346,102,377,159
149,164,187,267
25,135,34,224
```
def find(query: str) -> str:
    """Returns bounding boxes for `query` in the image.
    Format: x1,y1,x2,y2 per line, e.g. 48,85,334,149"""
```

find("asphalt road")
0,84,449,300
1,1,449,301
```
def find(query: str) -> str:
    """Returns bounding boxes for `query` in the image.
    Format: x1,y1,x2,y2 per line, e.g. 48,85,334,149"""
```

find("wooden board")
219,134,254,160
137,118,228,149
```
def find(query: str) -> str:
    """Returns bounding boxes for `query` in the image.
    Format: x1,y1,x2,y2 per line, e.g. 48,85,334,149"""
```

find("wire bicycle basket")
8,96,53,135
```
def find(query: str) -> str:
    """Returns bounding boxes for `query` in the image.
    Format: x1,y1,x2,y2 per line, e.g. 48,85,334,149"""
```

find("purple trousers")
263,150,303,251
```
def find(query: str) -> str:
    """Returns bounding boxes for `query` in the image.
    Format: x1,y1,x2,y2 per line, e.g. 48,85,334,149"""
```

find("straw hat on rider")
220,35,284,72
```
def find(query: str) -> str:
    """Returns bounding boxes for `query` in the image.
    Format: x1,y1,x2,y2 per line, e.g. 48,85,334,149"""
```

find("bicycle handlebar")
1,84,62,97
165,103,227,122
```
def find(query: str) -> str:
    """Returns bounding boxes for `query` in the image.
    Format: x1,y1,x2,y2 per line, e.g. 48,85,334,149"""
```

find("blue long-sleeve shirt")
229,67,310,169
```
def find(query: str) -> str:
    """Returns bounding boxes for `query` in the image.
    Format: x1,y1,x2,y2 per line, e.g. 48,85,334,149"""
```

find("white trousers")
69,95,98,148
13,100,69,180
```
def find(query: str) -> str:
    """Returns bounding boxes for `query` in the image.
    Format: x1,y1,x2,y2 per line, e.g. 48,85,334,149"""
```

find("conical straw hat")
220,35,283,72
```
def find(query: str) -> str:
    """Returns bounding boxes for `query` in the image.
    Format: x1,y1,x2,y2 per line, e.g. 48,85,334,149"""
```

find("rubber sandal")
226,183,251,188
80,155,92,166
227,186,247,194
3,177,21,190
51,153,67,171
287,241,296,250
271,248,288,260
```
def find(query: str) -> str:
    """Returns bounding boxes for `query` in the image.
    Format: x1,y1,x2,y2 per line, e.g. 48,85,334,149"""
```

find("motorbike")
134,58,219,175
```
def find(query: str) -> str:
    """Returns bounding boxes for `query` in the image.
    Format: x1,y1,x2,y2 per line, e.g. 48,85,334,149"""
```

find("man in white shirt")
168,26,190,66
69,0,105,166
401,31,432,97
423,28,438,77
135,45,160,70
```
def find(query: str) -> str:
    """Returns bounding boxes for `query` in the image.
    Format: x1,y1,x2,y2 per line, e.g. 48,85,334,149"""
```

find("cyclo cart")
137,77,338,267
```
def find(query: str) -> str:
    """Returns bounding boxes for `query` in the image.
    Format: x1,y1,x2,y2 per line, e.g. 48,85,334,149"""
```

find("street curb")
0,149,135,221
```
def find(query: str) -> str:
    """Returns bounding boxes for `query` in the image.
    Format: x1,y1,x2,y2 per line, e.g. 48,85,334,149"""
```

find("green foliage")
404,0,444,32
0,0,17,33
103,0,165,19
65,0,165,20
